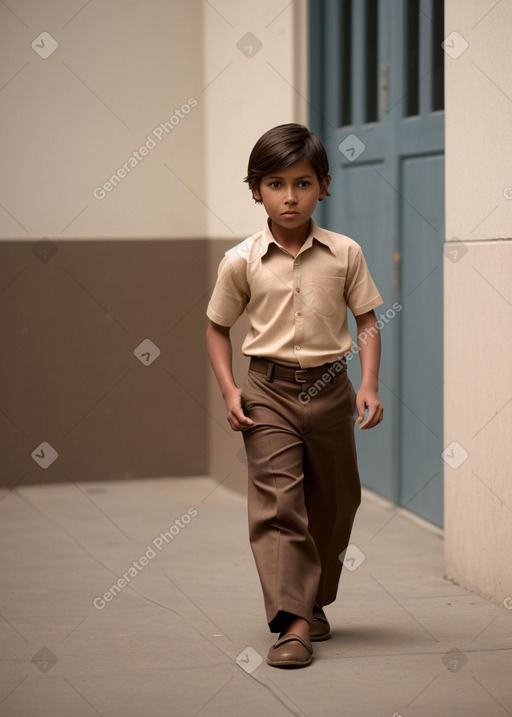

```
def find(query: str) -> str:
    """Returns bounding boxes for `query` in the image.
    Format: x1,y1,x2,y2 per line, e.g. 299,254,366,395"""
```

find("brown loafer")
310,607,331,641
266,633,313,668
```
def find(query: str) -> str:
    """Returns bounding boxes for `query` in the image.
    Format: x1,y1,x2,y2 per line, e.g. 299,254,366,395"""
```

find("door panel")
399,154,444,525
334,163,397,502
309,0,445,525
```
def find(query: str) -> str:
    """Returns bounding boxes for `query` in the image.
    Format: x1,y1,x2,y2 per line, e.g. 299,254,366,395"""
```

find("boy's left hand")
355,387,383,430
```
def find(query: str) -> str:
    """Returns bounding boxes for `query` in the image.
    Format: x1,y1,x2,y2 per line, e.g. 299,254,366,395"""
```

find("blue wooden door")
309,0,445,526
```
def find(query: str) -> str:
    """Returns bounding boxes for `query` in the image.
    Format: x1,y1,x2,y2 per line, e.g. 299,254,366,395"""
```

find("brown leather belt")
249,356,346,384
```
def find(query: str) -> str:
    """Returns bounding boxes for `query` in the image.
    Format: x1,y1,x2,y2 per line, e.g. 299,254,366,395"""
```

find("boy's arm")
206,320,254,432
354,310,384,430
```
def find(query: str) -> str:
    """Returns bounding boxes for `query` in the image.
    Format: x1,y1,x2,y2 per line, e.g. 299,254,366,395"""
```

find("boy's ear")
318,175,331,201
251,184,262,202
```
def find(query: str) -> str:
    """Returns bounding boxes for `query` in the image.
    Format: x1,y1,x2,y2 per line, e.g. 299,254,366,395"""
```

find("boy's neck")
268,218,312,255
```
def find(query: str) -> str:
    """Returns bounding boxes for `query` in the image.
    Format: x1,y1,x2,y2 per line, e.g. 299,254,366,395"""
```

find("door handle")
380,63,389,116
393,251,401,288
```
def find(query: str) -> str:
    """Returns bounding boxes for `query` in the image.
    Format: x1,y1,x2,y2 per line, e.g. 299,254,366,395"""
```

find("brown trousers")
241,360,361,633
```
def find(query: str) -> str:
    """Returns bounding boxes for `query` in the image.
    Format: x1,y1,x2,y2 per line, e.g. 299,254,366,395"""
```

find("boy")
206,124,383,668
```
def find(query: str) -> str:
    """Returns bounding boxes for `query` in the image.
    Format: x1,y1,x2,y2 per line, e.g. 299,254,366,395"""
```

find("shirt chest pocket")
308,274,346,317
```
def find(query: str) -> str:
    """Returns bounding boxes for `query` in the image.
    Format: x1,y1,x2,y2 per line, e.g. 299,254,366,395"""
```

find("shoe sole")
266,657,313,668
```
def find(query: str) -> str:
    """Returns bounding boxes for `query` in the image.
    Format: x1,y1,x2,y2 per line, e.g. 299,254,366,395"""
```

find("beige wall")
444,0,512,604
0,0,205,239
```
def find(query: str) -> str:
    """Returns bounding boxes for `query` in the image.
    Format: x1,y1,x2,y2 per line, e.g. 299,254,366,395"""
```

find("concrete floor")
0,476,511,717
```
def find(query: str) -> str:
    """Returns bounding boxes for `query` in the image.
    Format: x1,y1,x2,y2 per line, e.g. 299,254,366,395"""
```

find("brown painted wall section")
1,239,209,486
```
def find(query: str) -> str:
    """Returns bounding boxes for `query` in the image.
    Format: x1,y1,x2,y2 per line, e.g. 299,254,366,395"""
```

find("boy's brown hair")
244,123,331,203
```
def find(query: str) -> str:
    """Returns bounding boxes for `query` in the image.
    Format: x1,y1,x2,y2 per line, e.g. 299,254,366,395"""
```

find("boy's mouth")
281,211,299,216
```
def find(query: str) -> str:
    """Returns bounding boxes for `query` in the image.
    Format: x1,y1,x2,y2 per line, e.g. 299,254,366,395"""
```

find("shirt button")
295,311,302,317
295,345,301,351
295,287,301,293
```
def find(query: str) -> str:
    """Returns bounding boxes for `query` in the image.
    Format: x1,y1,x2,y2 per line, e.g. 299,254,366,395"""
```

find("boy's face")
252,160,330,232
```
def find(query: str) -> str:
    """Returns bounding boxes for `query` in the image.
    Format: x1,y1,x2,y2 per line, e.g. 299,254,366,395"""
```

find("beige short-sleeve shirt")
207,218,383,368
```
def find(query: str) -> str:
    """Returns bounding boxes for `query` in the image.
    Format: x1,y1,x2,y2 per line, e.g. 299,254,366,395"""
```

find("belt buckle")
294,369,308,383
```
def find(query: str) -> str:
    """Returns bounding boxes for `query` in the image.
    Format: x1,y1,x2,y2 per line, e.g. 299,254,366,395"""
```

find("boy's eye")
267,180,311,189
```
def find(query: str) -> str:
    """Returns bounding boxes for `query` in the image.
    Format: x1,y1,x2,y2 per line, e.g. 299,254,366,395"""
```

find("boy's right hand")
224,387,254,432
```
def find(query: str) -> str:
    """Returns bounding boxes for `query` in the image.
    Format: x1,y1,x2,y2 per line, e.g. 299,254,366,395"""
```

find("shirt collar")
260,217,336,257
